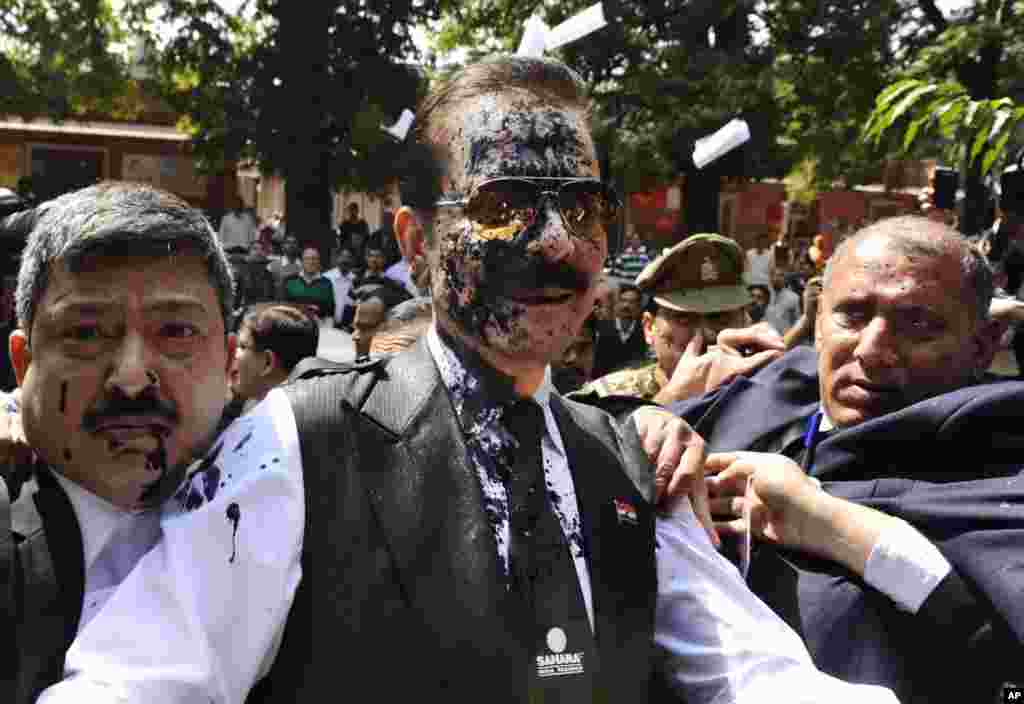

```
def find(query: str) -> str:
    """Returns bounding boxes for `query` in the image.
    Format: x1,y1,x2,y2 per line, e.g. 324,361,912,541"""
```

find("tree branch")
917,0,947,32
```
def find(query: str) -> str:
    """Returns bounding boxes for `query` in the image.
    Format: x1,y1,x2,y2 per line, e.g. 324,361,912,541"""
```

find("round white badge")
546,627,568,654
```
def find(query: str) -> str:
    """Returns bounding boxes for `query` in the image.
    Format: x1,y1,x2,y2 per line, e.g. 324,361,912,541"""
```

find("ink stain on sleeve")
59,381,67,413
233,431,253,452
173,441,225,511
226,502,241,563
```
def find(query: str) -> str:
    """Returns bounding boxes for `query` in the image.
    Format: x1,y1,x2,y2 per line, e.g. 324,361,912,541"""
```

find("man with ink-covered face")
428,88,606,385
37,58,898,704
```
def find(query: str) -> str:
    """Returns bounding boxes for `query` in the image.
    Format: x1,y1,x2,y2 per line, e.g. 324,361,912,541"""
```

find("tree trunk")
276,0,334,259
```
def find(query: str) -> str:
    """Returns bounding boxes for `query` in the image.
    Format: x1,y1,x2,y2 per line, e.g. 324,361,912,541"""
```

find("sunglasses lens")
466,182,537,228
560,183,620,234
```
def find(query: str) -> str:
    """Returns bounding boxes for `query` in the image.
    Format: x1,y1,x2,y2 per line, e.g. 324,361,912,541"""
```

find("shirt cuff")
863,517,951,613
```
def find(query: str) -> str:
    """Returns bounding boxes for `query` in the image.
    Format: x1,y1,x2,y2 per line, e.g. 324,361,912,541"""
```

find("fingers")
730,348,784,377
683,328,705,359
717,323,785,355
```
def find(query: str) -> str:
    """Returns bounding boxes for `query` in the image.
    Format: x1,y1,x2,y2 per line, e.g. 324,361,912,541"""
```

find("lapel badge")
613,498,639,526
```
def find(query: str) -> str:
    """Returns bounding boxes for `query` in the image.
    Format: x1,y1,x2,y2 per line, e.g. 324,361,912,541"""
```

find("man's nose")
853,317,901,370
529,200,574,264
106,333,159,398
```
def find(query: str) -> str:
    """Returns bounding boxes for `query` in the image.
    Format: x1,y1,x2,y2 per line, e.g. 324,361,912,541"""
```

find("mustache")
482,243,592,295
81,389,179,432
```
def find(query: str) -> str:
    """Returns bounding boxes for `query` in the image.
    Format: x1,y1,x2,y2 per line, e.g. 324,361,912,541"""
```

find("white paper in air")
383,109,416,141
692,119,751,170
546,3,608,51
517,15,549,58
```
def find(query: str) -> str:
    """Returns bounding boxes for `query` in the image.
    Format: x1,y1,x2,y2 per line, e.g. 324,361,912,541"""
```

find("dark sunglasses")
437,177,621,239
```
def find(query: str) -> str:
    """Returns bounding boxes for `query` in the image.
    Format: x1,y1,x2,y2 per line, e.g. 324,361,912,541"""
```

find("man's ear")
10,329,29,386
394,207,425,263
641,311,656,345
260,349,279,377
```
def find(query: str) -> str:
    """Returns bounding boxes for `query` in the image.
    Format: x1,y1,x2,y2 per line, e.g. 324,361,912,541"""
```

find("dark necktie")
503,399,599,704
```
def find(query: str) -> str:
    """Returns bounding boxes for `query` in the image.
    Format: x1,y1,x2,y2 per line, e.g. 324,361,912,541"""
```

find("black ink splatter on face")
63,448,72,461
226,502,241,563
463,110,591,181
233,431,253,453
138,435,169,506
59,381,67,414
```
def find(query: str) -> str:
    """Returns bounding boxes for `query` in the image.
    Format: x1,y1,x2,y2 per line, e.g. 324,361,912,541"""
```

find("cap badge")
701,256,719,282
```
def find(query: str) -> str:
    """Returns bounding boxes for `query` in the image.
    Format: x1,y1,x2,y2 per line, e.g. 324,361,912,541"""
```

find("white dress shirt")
323,266,354,323
51,474,161,633
38,346,897,704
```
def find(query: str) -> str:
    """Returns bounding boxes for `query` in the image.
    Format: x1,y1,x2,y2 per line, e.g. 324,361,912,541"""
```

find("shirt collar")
51,472,140,571
426,323,555,436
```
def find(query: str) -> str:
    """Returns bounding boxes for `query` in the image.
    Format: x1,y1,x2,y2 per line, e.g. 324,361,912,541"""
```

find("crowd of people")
0,53,1019,704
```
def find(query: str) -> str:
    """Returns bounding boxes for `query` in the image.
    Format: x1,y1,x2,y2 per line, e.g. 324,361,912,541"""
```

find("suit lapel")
15,469,84,699
549,398,655,647
695,348,821,453
356,340,512,658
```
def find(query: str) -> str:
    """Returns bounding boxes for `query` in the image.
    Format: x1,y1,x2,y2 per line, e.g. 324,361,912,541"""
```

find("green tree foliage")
0,0,131,118
861,0,1024,234
124,0,447,239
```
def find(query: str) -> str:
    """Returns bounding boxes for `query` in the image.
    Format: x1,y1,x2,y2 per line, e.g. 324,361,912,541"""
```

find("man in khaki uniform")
576,233,783,403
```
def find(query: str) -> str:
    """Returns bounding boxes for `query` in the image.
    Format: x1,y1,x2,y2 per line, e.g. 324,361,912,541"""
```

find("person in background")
593,282,647,376
230,303,319,412
218,201,258,254
782,275,822,349
747,283,770,323
363,244,388,279
268,235,302,295
323,247,357,328
579,235,784,405
609,230,649,283
761,267,802,336
350,295,387,362
336,202,370,263
744,230,774,287
281,247,335,322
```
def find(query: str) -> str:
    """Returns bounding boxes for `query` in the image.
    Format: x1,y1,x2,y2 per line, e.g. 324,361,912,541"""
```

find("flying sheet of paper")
517,15,549,58
383,109,416,141
546,3,608,51
693,118,751,170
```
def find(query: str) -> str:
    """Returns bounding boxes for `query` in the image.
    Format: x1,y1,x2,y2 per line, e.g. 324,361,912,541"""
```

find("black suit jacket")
252,339,662,704
669,347,1024,702
1,468,85,704
594,319,647,377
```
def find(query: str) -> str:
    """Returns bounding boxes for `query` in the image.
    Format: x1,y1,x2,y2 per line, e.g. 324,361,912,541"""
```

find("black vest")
250,348,661,704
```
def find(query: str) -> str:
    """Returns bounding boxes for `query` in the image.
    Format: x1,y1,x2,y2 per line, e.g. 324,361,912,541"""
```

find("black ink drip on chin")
138,435,168,506
63,448,71,461
226,503,241,563
59,381,67,413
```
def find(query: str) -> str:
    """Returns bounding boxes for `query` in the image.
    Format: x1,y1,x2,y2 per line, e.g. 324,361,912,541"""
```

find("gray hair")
823,215,993,322
12,181,234,335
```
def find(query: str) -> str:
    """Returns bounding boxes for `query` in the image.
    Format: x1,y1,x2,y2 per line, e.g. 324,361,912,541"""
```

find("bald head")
823,216,992,324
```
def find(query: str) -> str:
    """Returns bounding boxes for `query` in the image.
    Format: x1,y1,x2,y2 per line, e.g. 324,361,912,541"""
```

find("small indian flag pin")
613,498,638,526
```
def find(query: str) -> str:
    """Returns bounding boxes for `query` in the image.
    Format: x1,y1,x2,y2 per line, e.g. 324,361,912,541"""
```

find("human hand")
631,406,718,547
0,388,32,471
705,451,824,551
654,324,784,405
802,277,823,318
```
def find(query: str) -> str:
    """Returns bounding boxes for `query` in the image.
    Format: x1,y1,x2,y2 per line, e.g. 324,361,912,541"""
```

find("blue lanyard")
801,410,824,470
